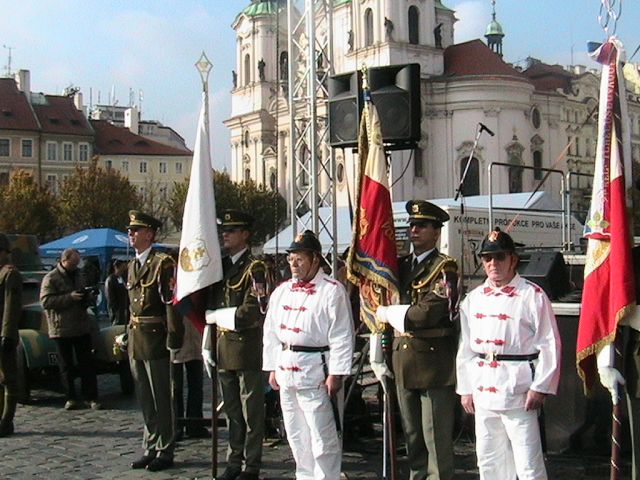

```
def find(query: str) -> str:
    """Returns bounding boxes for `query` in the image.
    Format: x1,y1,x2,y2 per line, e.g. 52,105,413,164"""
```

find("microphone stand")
453,124,487,293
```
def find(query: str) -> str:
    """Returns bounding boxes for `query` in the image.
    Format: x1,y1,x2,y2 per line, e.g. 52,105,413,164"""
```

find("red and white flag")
346,94,399,333
576,38,635,391
175,93,223,333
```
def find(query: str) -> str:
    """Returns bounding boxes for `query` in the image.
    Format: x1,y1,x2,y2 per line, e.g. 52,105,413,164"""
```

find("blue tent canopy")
39,228,132,277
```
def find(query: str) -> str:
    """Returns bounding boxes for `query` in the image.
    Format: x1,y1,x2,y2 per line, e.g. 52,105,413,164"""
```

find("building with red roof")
91,119,191,200
0,70,191,202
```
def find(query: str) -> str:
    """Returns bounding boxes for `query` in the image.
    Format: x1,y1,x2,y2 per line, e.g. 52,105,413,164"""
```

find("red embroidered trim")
279,324,302,333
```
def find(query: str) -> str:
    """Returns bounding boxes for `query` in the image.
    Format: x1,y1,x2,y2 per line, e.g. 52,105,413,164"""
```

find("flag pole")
360,65,398,480
195,51,218,480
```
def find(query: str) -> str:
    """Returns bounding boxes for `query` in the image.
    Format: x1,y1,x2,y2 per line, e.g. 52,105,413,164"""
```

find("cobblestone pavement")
0,370,629,479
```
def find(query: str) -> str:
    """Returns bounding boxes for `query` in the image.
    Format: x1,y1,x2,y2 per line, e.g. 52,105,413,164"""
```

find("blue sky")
1,1,639,170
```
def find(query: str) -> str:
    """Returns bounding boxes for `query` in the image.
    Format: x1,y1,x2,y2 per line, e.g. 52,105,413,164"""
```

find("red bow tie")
292,280,315,289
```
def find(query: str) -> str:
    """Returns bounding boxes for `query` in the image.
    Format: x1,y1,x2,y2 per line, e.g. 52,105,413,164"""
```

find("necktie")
412,257,418,270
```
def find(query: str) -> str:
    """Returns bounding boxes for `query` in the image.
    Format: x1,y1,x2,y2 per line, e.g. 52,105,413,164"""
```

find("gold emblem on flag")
179,238,211,272
358,209,370,239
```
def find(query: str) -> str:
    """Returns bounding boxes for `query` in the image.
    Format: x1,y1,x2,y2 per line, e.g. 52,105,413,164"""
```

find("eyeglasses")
480,252,509,262
287,254,312,265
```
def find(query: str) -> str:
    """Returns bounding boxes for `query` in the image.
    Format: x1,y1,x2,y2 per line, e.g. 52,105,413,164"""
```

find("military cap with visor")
479,227,516,255
406,200,450,227
127,210,162,231
219,209,254,231
286,230,322,255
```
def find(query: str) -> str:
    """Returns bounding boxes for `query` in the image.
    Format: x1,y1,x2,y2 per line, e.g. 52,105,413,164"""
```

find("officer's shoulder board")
436,253,458,272
154,251,174,263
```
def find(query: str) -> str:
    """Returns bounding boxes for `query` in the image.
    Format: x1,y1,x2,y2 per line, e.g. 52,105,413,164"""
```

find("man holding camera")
40,247,101,410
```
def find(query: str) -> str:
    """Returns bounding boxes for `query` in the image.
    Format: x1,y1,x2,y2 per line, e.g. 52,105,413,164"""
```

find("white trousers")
475,406,547,480
280,385,342,480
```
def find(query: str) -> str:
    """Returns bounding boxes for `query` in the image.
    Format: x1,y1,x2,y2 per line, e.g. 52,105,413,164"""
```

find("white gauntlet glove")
597,344,626,405
598,367,625,405
369,332,394,390
201,324,216,378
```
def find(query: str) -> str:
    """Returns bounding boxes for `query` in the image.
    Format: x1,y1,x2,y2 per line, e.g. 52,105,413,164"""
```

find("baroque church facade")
224,0,640,223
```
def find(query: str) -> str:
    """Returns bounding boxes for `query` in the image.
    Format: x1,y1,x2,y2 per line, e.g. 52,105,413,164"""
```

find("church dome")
242,0,283,17
485,19,504,37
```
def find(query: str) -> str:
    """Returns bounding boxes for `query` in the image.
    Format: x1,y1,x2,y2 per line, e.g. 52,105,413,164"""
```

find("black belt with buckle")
282,344,329,353
479,352,539,361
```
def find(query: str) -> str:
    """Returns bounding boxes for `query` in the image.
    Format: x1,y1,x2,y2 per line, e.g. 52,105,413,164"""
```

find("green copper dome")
334,0,352,6
242,0,284,17
485,19,504,37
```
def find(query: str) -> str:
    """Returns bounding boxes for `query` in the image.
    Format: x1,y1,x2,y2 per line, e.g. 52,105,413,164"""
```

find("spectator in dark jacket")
40,248,101,410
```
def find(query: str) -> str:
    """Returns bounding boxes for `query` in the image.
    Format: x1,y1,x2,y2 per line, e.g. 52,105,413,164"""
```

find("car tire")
16,342,31,404
118,360,134,395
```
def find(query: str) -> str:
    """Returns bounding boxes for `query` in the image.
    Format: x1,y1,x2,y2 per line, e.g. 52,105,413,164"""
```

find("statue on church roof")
384,17,394,41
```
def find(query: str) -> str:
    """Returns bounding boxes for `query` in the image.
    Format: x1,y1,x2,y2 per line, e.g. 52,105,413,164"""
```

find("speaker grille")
373,90,411,141
329,99,359,145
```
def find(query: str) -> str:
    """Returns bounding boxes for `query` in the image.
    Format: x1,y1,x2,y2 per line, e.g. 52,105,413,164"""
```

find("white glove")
376,306,390,324
201,324,216,378
598,366,626,405
369,333,394,389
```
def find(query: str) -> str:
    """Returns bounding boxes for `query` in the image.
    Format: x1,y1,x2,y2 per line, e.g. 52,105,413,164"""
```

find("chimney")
125,107,139,134
15,69,31,99
573,65,586,75
74,91,83,111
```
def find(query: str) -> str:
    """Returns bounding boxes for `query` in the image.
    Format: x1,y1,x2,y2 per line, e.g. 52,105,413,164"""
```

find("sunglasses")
480,252,509,262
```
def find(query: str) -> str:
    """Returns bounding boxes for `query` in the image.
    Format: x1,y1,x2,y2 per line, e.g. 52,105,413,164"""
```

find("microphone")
479,122,495,137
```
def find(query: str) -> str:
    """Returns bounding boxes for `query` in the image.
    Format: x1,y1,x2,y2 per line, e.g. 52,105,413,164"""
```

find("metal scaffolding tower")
286,0,338,268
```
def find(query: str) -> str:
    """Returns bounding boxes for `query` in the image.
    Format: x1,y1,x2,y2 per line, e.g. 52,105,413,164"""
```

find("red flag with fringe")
346,94,399,333
576,38,635,392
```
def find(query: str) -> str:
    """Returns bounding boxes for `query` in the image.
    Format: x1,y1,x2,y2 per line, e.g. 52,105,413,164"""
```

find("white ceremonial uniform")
263,269,354,480
456,273,561,480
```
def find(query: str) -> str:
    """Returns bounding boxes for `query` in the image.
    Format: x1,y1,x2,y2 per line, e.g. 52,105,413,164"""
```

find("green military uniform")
391,201,458,480
126,211,183,463
208,210,266,479
0,233,23,436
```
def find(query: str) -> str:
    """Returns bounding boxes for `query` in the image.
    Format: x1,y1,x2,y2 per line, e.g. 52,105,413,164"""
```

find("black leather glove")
0,336,18,354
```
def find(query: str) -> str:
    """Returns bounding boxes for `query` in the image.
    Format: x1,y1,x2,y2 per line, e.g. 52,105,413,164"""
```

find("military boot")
0,393,17,437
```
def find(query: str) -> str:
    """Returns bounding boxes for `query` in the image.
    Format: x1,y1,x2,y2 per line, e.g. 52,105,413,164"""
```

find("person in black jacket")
105,259,129,326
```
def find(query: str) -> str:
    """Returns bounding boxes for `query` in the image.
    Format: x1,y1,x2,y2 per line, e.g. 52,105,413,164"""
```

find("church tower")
485,0,505,56
225,1,287,190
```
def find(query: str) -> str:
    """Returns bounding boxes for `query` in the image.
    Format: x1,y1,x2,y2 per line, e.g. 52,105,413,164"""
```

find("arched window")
364,8,374,47
533,151,543,180
280,51,288,81
460,157,480,196
506,142,524,193
244,54,251,86
408,6,420,44
269,168,277,190
414,147,424,177
243,130,250,148
244,168,251,182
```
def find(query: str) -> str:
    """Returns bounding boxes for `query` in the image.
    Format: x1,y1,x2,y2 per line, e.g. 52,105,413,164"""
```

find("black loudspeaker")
368,63,421,146
519,251,570,301
328,63,421,149
328,70,362,148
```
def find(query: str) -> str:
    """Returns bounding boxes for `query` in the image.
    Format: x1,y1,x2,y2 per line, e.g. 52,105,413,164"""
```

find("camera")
81,286,100,296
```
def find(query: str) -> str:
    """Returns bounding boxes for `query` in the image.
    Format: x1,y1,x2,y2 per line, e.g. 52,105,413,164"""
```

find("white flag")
176,93,223,303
